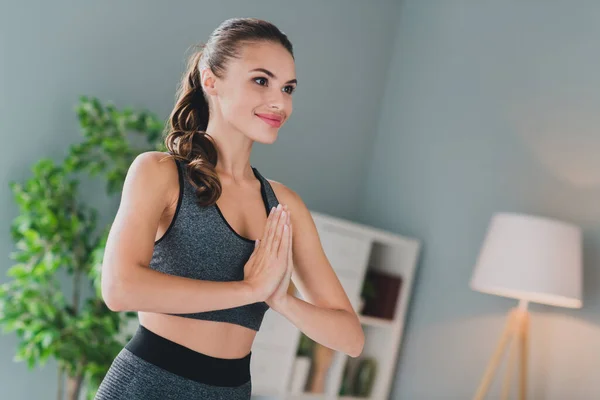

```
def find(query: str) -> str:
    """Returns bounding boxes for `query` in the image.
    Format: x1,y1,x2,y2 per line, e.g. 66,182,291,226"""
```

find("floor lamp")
469,212,583,400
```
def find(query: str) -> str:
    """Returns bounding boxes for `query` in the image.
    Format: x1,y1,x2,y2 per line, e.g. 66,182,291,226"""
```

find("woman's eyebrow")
249,68,297,85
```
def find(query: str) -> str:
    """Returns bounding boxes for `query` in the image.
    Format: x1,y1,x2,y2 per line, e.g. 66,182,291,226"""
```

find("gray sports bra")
149,155,280,331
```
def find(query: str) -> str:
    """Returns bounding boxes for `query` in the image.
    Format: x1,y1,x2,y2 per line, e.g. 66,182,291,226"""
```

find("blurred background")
2,1,600,399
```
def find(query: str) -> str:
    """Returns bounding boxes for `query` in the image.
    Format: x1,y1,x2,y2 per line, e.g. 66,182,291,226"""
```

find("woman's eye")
254,77,268,86
254,77,295,95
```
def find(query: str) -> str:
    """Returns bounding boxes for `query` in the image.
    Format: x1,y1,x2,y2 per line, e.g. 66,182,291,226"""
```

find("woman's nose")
266,90,287,110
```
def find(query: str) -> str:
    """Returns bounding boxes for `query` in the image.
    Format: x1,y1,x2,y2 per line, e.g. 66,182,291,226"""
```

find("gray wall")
359,1,600,398
0,1,399,398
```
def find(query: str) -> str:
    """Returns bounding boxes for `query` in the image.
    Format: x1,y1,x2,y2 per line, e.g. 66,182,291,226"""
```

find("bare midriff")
138,312,257,359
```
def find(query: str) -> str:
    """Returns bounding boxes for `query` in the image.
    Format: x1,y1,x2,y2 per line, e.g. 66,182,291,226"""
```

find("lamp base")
473,302,530,400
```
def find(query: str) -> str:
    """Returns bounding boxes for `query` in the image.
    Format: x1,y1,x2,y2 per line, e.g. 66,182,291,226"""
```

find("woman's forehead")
233,43,295,76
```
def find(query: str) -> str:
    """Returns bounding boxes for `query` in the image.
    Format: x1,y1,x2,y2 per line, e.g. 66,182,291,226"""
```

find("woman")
95,17,364,400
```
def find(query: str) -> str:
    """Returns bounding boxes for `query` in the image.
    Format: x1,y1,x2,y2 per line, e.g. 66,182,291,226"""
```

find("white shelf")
285,393,328,400
283,391,381,400
339,396,372,400
358,315,395,329
250,210,421,400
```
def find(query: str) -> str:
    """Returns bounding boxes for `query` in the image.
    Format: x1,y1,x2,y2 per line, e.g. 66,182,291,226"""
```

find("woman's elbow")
101,266,127,311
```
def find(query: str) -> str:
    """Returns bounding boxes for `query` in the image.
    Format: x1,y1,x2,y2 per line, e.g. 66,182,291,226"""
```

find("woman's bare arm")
100,151,257,313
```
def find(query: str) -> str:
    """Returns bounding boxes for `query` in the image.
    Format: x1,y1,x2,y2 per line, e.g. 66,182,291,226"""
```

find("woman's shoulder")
130,151,179,178
266,178,316,239
126,151,180,201
266,178,304,210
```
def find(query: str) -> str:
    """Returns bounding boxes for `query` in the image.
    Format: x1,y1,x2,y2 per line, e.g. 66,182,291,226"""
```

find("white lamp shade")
470,212,583,308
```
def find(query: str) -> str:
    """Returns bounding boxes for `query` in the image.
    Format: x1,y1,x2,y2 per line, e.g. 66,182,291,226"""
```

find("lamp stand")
473,300,530,400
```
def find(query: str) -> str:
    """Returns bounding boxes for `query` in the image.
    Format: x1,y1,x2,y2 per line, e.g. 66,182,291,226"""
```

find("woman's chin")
251,130,278,144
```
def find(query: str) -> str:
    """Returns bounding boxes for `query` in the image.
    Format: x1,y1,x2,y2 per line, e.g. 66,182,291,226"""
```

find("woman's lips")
256,114,282,128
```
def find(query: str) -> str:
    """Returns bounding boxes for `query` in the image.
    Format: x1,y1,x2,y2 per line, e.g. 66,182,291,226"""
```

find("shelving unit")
251,211,421,399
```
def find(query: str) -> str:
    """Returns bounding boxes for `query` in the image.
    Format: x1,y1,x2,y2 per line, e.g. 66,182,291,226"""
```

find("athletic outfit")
95,155,280,399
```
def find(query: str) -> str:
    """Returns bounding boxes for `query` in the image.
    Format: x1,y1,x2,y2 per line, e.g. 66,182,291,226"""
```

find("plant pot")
353,357,377,397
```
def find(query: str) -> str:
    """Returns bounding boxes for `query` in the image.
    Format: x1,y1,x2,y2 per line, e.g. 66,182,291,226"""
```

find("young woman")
95,17,364,400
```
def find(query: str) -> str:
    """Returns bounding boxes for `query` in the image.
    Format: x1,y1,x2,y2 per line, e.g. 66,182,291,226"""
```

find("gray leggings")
94,325,252,399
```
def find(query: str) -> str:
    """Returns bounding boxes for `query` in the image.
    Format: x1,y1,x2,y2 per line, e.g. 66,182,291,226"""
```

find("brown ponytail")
163,17,294,207
164,45,221,207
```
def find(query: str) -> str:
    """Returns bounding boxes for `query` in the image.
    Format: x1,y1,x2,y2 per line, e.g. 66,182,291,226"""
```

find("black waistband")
125,324,252,387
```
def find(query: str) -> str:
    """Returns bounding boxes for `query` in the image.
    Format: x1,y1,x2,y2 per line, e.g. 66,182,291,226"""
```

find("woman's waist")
124,320,253,387
138,312,256,359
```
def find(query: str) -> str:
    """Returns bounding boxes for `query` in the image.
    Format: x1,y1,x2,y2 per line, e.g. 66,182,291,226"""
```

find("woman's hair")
163,17,294,207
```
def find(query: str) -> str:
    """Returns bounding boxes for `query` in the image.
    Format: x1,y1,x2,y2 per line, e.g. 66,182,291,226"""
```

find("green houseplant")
359,276,376,313
296,332,315,357
0,96,166,400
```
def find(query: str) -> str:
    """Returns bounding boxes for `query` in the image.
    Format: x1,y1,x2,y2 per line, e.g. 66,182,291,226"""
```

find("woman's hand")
243,204,290,302
265,204,293,311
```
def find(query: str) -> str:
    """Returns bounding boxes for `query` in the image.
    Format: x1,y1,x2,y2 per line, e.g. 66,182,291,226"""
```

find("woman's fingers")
264,206,280,252
278,207,290,259
287,209,293,269
261,204,288,255
278,222,290,261
288,222,292,264
273,208,287,253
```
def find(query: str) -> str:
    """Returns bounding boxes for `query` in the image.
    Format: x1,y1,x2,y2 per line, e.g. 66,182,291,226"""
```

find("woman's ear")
201,68,218,96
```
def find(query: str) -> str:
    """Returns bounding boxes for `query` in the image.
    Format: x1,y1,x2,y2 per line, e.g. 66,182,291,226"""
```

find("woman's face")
205,41,296,143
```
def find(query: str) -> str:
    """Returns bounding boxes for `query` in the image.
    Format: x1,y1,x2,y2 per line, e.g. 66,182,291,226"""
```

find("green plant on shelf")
297,332,315,357
360,277,376,302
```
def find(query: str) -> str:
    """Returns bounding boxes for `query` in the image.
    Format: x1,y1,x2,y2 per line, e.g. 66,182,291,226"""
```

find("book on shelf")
361,269,402,320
